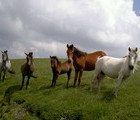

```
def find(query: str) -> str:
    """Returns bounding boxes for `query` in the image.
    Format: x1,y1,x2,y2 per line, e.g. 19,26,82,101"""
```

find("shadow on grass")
3,85,21,104
101,90,116,102
39,83,63,90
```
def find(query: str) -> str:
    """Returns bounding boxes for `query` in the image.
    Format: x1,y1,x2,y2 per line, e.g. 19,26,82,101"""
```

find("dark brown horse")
20,52,37,90
50,56,73,87
66,44,107,87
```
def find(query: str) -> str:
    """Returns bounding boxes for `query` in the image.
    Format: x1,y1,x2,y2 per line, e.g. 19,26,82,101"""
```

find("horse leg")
78,70,83,86
74,70,78,87
2,71,6,82
20,74,25,90
54,74,58,87
51,73,55,87
90,72,99,91
114,73,124,97
67,70,72,88
26,76,31,89
0,71,1,80
97,74,104,93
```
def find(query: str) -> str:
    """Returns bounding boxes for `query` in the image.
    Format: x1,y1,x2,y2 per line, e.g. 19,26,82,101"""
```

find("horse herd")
0,44,139,97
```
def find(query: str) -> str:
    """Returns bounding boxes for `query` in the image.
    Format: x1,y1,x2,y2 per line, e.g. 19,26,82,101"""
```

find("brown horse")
50,56,73,87
20,52,37,90
66,44,107,87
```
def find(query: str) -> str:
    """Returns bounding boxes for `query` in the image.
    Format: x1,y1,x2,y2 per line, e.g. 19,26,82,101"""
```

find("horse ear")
1,51,3,54
135,47,138,51
50,56,52,58
29,52,33,56
69,44,74,49
67,44,69,48
24,52,28,56
128,47,131,52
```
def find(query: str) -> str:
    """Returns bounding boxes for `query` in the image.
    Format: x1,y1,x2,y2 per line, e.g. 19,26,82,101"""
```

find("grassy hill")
0,59,140,120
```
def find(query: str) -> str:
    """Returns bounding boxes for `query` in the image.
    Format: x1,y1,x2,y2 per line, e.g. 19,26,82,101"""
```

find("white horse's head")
128,47,138,70
1,50,8,62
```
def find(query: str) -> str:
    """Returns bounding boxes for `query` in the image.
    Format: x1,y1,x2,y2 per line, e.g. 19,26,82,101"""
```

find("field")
0,59,140,120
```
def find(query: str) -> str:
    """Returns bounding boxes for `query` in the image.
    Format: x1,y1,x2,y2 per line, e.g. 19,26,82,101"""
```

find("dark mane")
73,47,87,57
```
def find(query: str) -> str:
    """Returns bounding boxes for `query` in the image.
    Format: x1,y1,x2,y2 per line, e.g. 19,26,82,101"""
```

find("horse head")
66,44,74,63
128,47,138,70
1,50,8,62
25,52,33,65
50,56,59,69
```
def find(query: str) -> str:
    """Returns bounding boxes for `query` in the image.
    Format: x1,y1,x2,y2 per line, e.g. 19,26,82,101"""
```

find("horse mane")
55,57,61,64
73,47,87,57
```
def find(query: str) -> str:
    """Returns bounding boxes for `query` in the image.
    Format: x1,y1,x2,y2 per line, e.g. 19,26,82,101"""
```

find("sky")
0,0,140,59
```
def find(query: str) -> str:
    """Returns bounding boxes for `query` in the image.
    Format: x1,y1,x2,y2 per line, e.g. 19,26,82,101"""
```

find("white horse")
91,47,138,97
0,50,15,81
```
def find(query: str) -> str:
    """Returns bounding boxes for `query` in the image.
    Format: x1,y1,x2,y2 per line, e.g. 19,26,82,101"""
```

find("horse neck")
73,47,87,59
55,59,61,68
2,58,9,65
2,56,9,63
26,59,33,65
72,54,77,61
125,56,129,64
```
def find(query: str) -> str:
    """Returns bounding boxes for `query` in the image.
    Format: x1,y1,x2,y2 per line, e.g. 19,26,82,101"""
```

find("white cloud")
31,40,67,58
0,0,140,58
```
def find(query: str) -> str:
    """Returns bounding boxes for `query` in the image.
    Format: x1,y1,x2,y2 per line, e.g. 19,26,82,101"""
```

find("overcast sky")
0,0,140,59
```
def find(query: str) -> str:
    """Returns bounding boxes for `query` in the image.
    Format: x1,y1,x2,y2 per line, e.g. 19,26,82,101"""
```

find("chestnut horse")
66,44,107,86
50,56,73,87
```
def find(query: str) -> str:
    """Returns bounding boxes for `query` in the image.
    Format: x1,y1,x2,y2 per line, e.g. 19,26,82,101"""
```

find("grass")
0,59,140,120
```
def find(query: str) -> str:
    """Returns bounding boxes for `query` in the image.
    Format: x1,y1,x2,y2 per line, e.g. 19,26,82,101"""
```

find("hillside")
0,59,140,120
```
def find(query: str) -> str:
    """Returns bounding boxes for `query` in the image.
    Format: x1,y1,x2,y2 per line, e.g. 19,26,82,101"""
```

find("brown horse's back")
79,51,106,71
58,61,73,74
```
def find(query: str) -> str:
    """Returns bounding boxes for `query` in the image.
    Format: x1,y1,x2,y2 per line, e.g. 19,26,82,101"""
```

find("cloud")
0,0,140,59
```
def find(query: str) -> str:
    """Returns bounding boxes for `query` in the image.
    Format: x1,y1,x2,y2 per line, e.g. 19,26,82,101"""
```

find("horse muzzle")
68,59,73,63
129,65,134,70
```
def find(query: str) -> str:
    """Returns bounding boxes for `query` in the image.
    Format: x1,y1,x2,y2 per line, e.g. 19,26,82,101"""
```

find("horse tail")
101,51,107,57
8,70,15,74
97,56,103,60
97,52,107,60
31,75,37,78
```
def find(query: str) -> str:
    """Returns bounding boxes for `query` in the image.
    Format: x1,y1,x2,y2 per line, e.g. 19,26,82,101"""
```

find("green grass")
0,59,140,120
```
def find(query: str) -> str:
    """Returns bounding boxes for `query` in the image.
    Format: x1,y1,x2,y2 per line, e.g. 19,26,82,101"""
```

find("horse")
0,50,15,81
50,56,73,87
66,44,107,87
90,47,138,97
20,52,37,90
